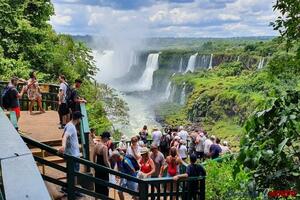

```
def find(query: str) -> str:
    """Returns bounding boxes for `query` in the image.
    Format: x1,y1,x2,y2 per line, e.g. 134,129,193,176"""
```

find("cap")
140,147,149,155
101,131,111,139
72,111,84,120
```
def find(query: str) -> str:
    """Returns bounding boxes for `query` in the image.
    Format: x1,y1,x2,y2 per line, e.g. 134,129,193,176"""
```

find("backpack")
160,135,170,150
125,155,140,172
65,84,75,107
1,86,13,109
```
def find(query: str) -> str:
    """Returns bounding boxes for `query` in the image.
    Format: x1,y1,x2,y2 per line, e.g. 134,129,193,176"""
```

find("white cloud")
51,14,72,26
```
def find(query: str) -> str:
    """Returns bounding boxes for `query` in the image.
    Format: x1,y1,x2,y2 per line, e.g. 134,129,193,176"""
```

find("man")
178,126,188,142
58,75,70,129
68,79,87,114
173,154,206,200
189,129,199,156
110,150,139,200
204,135,215,158
195,132,206,160
209,138,222,159
1,77,25,120
150,144,165,178
152,126,162,147
220,141,231,154
58,111,84,197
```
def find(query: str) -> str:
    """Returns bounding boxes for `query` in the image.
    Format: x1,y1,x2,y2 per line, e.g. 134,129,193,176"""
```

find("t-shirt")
178,145,187,159
118,141,127,150
9,86,19,108
118,156,138,177
196,135,206,153
152,130,162,146
69,88,80,111
59,82,68,103
221,145,230,154
178,130,189,142
209,144,222,159
186,164,206,177
204,139,213,155
64,122,80,157
150,152,165,177
126,146,140,158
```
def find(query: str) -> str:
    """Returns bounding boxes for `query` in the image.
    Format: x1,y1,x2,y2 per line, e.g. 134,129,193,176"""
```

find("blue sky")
51,0,278,37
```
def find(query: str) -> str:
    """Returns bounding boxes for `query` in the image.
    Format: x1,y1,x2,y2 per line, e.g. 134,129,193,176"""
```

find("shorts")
11,107,20,118
58,103,69,116
119,178,138,192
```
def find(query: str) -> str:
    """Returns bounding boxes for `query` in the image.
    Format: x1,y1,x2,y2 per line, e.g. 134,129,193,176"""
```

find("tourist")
189,129,199,156
159,132,170,157
68,79,87,114
164,147,182,177
178,126,188,142
170,136,180,149
57,75,70,129
204,135,215,158
209,137,222,159
126,136,141,160
178,140,188,161
1,77,26,121
152,126,162,147
93,131,111,197
220,141,231,154
150,144,165,178
139,147,155,178
173,154,206,200
110,150,139,200
139,125,148,145
118,135,128,153
195,132,206,161
27,71,45,115
136,135,145,147
58,111,83,197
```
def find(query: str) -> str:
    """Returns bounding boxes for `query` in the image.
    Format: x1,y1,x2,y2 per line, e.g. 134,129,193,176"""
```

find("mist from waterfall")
184,53,198,73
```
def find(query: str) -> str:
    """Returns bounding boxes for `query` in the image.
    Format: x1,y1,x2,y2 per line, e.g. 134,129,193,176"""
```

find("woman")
165,147,182,177
139,125,148,145
139,147,155,178
93,131,111,198
126,136,141,160
178,140,188,161
27,71,45,114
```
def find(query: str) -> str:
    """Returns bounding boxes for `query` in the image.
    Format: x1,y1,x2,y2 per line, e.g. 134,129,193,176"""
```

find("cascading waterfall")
128,52,138,72
178,58,183,73
184,53,198,73
237,56,240,62
257,57,265,69
135,53,160,91
165,82,172,100
208,54,213,69
180,85,186,105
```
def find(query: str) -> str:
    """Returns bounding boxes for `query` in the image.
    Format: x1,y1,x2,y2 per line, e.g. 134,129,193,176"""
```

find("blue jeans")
120,178,138,191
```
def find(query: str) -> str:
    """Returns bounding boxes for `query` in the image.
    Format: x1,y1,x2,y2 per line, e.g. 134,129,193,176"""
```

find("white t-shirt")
221,145,230,154
126,146,140,157
178,130,189,142
178,145,187,159
196,135,206,152
59,82,68,103
204,139,213,155
152,130,162,146
64,122,80,157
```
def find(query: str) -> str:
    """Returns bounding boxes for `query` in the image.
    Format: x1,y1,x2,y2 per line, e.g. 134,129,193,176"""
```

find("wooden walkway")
18,111,63,143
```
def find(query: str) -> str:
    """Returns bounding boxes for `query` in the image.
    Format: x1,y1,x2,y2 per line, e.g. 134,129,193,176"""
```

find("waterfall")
257,57,265,69
208,54,213,69
184,53,198,73
178,58,183,73
135,53,160,91
128,52,138,72
165,82,172,100
180,85,186,105
237,56,240,62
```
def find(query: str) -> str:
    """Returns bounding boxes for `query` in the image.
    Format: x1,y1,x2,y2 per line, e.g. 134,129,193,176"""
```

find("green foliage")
205,159,252,200
235,91,300,191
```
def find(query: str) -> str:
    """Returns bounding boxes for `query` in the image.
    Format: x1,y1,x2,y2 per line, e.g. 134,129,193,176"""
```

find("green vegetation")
0,0,128,135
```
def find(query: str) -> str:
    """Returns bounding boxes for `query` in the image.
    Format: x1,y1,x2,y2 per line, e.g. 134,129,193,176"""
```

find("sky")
50,0,279,37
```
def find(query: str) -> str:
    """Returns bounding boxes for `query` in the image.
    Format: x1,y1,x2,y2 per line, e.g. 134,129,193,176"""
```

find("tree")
271,0,300,50
234,91,300,191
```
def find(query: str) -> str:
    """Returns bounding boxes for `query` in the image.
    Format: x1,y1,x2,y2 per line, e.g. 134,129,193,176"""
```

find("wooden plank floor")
18,111,63,142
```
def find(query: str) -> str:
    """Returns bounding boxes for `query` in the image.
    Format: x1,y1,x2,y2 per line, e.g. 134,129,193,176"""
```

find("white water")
165,82,172,100
208,54,213,69
178,58,183,73
237,56,240,62
257,57,265,69
180,85,186,105
184,53,198,73
134,53,160,91
128,52,138,73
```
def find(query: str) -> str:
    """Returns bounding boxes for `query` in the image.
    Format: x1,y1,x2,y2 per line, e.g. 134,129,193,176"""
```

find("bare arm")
93,145,99,163
58,133,68,153
173,173,188,181
102,146,111,168
146,159,155,177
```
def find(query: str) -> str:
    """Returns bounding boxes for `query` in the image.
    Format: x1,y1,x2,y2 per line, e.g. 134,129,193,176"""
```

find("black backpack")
1,86,13,109
160,135,170,150
65,84,75,107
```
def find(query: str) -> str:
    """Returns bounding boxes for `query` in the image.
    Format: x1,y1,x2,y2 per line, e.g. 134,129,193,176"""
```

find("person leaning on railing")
68,79,87,115
173,153,206,200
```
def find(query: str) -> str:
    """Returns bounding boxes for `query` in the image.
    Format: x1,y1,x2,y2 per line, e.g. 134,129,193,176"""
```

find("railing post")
139,181,148,200
200,177,205,200
66,156,76,200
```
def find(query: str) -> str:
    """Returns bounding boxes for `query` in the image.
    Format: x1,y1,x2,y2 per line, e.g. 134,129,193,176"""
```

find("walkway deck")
18,111,63,142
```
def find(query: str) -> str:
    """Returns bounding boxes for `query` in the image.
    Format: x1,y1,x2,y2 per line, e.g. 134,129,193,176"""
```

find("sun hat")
140,147,149,155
